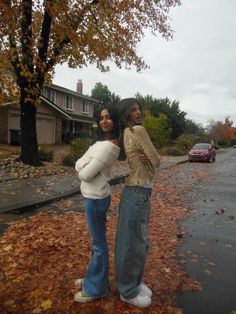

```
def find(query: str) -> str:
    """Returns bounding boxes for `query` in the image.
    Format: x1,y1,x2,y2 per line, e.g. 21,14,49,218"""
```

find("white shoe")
74,289,95,303
75,278,84,288
120,292,151,308
139,283,152,297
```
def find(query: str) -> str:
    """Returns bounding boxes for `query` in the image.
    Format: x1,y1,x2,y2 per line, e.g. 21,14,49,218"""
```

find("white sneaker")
139,283,152,297
74,289,95,303
74,278,84,288
120,292,151,308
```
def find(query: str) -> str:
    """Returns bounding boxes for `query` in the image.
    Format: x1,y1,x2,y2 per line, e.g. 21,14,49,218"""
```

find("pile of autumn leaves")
0,156,75,180
0,166,203,314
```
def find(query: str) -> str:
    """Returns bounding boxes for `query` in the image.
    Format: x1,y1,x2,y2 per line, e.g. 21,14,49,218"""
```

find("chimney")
76,79,83,94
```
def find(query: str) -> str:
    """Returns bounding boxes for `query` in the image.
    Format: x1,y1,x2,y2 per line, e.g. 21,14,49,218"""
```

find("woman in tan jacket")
115,98,161,308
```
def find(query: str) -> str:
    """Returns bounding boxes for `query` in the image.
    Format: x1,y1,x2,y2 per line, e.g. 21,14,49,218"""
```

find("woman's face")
130,103,142,125
99,109,114,134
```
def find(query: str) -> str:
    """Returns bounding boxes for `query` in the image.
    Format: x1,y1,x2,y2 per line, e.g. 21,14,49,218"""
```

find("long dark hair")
117,98,143,130
96,105,121,141
116,98,143,160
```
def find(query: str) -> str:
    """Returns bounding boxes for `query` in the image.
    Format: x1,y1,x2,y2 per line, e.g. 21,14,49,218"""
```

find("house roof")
48,84,98,102
40,96,96,124
1,83,97,124
69,113,95,124
40,95,71,119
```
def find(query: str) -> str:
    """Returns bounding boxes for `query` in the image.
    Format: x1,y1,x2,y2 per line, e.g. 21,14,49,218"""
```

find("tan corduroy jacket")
124,125,161,186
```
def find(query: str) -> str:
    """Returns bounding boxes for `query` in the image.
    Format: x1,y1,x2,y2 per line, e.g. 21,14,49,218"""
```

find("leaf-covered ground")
0,165,208,314
0,145,129,181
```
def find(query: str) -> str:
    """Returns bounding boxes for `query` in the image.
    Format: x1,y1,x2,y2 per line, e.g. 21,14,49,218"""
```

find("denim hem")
83,286,109,299
120,290,140,300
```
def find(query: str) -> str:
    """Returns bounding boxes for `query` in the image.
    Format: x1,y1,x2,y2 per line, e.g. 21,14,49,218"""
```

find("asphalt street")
175,148,236,314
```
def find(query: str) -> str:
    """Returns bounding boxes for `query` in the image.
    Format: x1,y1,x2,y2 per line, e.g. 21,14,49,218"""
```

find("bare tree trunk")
20,93,41,166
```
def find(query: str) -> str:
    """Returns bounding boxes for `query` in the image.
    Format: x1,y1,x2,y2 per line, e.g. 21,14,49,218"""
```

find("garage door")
37,117,55,144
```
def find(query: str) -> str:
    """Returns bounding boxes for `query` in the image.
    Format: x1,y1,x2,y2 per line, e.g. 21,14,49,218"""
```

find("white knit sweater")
75,141,120,199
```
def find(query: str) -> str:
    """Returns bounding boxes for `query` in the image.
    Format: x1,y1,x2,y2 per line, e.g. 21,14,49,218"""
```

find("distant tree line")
91,82,235,152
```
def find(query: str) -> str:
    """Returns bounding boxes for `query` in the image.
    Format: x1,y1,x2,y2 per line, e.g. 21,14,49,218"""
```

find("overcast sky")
54,0,236,127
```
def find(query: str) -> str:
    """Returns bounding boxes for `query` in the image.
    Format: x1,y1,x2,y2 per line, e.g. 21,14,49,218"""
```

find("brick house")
0,80,97,145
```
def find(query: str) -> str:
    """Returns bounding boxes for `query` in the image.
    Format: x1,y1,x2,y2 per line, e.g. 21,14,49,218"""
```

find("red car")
188,143,216,162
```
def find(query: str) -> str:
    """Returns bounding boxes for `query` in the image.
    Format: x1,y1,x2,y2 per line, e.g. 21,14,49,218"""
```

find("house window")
46,89,56,103
82,100,89,113
65,95,73,111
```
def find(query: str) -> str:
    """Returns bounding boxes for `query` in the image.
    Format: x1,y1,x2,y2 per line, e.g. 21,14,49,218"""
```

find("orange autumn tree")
0,51,19,104
207,116,234,146
218,116,234,145
0,0,181,165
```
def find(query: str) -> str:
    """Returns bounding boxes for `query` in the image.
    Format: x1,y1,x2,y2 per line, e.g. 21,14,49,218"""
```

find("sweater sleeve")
75,147,92,172
75,155,88,172
78,158,106,182
135,126,161,168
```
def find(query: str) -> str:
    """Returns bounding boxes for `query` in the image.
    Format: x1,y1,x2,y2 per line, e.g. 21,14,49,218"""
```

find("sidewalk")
0,155,188,213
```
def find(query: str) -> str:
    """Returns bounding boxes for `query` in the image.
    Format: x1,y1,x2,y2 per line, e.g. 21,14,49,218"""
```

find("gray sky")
54,0,236,127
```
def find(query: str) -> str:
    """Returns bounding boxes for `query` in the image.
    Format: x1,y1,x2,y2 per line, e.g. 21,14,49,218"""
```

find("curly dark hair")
96,105,122,141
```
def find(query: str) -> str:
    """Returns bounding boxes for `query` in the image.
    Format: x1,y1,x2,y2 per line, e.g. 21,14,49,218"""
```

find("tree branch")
21,0,33,72
35,0,54,89
38,0,53,63
9,34,22,86
46,2,96,72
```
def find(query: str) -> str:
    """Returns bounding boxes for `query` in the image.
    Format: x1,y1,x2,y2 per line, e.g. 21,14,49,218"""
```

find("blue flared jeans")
83,195,111,298
115,186,151,299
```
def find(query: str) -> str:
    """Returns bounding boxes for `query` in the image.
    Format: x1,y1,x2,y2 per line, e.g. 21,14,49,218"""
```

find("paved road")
175,148,236,314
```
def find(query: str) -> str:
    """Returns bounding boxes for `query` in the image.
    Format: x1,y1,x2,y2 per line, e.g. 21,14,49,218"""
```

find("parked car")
188,143,216,162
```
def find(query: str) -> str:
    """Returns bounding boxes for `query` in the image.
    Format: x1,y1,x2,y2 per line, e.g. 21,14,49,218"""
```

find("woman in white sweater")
74,106,121,303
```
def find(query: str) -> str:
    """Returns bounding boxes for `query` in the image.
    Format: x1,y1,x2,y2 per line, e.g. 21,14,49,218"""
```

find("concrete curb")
1,186,81,213
160,159,188,169
0,175,129,213
1,160,188,213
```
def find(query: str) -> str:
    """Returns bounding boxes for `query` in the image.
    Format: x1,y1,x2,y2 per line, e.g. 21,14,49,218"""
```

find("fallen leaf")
32,308,42,314
3,244,12,251
41,299,52,311
204,269,212,276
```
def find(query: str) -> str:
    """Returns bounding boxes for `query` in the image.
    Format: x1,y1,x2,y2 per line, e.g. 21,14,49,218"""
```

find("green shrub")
61,137,91,167
62,153,76,167
177,134,194,152
159,146,185,156
213,144,221,150
70,137,91,159
0,151,12,159
143,111,172,148
38,145,54,161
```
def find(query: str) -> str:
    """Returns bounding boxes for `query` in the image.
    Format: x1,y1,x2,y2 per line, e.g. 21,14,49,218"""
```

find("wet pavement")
174,148,236,314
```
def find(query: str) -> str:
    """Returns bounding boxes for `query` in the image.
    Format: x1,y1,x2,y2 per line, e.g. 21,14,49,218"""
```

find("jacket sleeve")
78,158,106,182
135,126,161,168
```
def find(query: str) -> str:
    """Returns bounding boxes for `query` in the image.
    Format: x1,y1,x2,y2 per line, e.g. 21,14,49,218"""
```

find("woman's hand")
140,154,150,165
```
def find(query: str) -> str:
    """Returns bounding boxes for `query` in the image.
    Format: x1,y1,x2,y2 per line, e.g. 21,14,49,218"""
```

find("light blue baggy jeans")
83,195,111,298
115,186,151,299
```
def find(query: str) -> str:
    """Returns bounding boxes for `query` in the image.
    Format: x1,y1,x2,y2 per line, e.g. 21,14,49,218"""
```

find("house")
0,80,97,145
